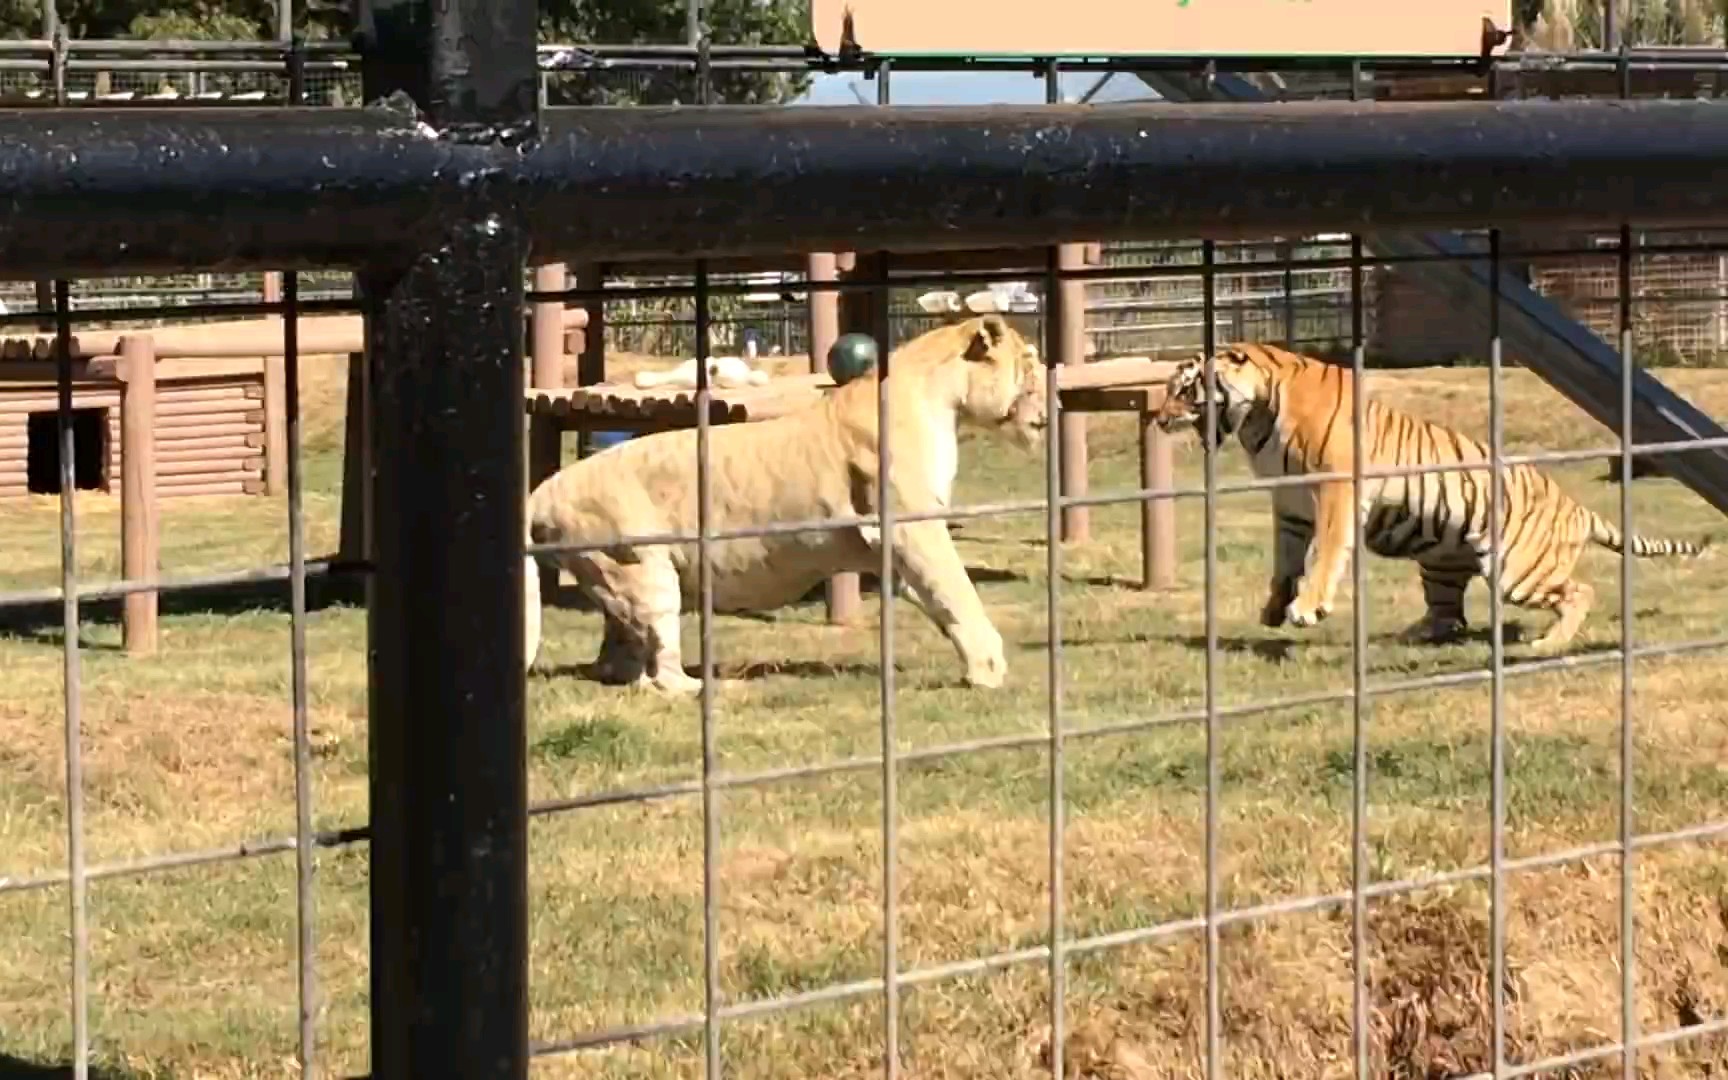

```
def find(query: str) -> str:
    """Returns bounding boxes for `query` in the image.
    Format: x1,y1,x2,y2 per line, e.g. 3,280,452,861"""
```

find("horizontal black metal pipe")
0,106,458,277
521,100,1728,261
8,99,1728,275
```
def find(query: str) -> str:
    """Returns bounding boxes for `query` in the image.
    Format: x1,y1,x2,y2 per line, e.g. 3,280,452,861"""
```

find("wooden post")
529,263,567,604
119,334,159,655
339,350,370,572
528,263,566,479
1139,404,1177,590
806,252,839,375
809,251,857,623
1056,242,1091,543
824,252,885,626
261,272,288,495
573,262,606,459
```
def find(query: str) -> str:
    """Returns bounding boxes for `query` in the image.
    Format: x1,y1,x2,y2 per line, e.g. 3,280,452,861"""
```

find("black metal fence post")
356,0,538,1076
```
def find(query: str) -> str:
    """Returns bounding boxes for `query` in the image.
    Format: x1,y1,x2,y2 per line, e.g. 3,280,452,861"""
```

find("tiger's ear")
964,314,1011,362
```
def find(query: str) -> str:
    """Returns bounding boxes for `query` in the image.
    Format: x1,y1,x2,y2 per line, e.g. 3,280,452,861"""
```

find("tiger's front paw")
1261,578,1298,628
1285,597,1331,628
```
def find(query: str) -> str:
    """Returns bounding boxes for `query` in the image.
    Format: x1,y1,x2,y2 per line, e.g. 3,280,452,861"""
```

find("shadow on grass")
1033,622,1626,669
544,565,1026,617
535,657,890,685
1019,630,1297,663
0,1053,134,1080
0,556,367,650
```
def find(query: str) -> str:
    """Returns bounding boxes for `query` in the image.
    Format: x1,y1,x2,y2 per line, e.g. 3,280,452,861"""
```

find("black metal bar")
2,37,1728,75
0,107,450,277
357,0,536,1074
13,101,1728,275
519,100,1728,258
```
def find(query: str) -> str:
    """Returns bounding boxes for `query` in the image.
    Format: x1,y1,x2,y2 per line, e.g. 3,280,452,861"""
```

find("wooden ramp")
1141,68,1728,517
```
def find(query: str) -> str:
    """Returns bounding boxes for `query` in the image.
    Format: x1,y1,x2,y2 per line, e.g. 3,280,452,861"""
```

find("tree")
1524,0,1728,48
542,0,811,106
1,0,811,106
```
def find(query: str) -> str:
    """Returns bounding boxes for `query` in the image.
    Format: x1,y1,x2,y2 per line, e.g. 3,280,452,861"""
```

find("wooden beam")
119,334,158,656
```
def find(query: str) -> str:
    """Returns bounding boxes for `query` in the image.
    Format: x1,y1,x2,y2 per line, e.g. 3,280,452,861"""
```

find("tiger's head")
1153,346,1274,449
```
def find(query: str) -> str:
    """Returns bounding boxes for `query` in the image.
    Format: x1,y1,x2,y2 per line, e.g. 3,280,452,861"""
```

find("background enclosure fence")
2,5,1728,1080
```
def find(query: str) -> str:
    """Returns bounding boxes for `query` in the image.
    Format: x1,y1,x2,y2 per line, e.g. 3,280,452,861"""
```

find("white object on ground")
633,353,771,391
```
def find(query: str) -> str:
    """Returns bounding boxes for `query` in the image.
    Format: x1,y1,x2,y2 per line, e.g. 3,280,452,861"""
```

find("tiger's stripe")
1155,342,1710,653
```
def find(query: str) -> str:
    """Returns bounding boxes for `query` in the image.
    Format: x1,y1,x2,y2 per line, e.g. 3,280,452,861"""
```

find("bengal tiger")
1153,343,1710,653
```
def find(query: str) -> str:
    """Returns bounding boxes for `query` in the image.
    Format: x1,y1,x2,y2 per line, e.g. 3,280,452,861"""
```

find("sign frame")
811,0,1513,61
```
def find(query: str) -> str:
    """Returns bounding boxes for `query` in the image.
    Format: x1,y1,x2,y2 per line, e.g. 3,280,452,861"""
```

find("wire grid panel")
0,276,329,1078
6,231,1728,1078
520,233,1728,1076
1531,227,1728,363
0,47,331,1080
3,55,1728,1080
1089,238,1359,356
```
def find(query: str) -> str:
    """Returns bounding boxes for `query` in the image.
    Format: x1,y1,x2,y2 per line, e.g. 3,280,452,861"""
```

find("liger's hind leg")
591,610,647,685
565,550,693,692
632,552,701,694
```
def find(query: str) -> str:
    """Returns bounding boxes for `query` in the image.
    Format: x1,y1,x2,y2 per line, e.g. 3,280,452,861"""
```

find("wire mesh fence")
513,231,1728,1079
2,36,1728,1080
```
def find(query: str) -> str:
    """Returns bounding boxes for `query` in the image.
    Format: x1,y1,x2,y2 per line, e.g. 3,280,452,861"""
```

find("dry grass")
1,360,1726,1079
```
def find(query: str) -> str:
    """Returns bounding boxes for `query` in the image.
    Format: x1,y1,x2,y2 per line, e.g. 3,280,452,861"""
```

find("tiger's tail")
1587,510,1711,558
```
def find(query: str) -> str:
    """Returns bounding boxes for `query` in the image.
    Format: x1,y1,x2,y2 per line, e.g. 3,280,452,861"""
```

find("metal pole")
356,0,536,1074
1041,58,1070,1073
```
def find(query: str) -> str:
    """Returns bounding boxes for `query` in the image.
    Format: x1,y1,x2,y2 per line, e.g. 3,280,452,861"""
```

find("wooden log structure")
262,272,288,496
522,243,1176,621
118,335,158,656
0,300,589,501
0,310,588,362
528,263,569,503
0,357,268,502
1054,242,1091,544
805,251,851,621
523,352,1186,593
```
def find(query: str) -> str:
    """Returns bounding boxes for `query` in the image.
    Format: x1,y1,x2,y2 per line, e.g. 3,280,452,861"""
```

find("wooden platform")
522,353,1186,597
523,355,1179,432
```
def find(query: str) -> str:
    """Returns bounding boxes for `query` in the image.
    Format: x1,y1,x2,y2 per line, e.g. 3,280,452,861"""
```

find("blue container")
589,430,633,451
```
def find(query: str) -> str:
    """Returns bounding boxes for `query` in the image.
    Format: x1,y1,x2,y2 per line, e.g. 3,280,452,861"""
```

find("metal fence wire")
1,16,1728,1080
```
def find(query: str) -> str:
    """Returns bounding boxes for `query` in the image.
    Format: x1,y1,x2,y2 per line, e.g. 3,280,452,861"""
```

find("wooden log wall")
0,374,266,500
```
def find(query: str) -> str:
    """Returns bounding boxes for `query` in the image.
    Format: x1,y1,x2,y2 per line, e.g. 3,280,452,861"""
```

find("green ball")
827,333,879,386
